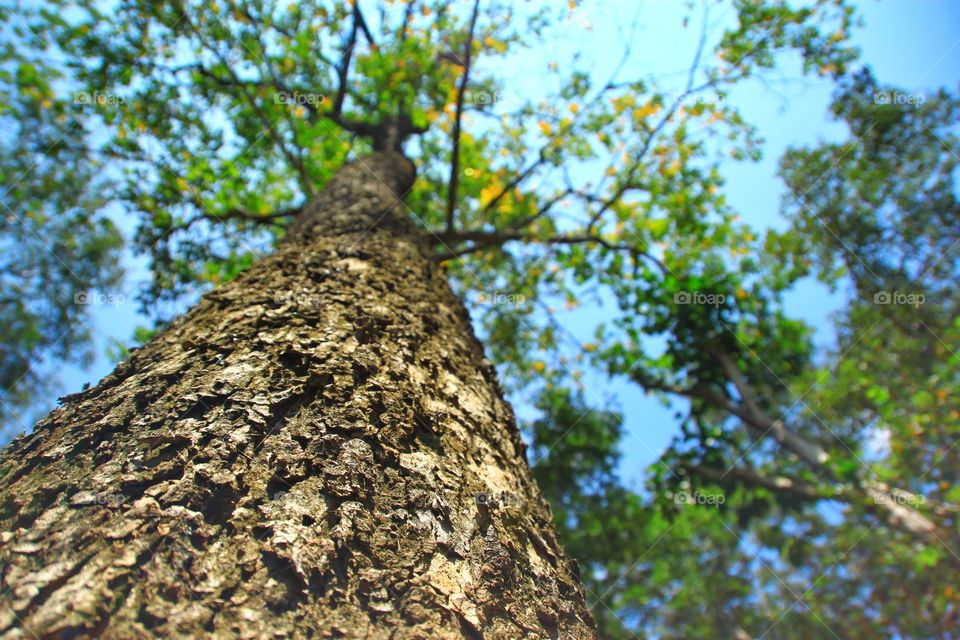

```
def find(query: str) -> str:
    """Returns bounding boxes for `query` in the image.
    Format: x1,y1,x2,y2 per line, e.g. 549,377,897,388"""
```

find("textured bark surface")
0,153,596,639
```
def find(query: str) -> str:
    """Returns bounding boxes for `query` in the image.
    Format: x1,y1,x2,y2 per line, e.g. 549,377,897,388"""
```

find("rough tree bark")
0,152,596,639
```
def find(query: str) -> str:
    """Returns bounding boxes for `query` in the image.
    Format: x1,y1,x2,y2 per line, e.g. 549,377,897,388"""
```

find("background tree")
760,69,959,638
535,71,960,638
0,21,123,436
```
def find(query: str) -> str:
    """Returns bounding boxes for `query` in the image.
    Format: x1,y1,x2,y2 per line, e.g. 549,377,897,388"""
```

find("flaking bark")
0,152,596,639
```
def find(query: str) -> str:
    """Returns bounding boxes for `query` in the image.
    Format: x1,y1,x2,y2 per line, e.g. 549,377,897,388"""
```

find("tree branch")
333,4,362,121
685,463,823,500
354,2,377,48
430,228,668,272
482,148,549,216
398,0,416,41
180,16,316,196
445,0,481,233
630,357,946,543
199,205,301,224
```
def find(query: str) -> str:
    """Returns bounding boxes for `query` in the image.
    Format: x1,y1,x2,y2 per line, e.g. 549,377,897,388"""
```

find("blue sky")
21,0,960,489
501,0,960,488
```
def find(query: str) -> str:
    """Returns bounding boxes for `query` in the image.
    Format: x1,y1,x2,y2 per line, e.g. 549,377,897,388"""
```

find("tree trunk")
0,152,596,639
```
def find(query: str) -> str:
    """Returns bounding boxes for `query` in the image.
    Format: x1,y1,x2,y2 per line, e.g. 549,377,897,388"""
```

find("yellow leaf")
538,121,552,136
582,342,598,353
632,101,660,120
569,103,579,114
479,184,501,208
484,35,508,53
532,361,546,373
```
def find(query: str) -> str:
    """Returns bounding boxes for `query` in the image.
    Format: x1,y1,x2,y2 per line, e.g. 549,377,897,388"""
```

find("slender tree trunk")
0,153,596,639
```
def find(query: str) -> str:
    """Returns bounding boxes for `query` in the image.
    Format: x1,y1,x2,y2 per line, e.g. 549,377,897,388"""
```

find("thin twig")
445,0,481,233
